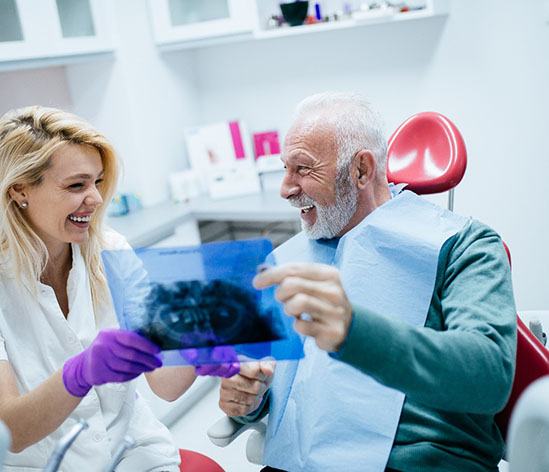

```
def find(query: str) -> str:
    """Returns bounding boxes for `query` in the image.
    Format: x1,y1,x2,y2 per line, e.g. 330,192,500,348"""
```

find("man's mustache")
288,195,316,208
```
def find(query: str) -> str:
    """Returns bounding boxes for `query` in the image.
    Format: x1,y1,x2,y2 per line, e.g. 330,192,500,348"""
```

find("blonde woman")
0,106,204,471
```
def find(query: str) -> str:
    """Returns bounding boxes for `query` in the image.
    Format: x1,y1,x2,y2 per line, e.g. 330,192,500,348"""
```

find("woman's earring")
19,201,28,209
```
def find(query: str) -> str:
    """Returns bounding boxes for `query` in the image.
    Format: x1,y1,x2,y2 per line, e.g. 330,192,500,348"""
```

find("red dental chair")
387,111,549,441
179,448,224,472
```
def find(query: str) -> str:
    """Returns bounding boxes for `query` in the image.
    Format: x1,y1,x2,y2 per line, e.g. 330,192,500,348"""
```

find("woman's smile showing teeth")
68,213,92,227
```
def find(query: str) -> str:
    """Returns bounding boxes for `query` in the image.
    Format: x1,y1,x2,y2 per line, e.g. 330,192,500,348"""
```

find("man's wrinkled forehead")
283,117,337,156
287,111,334,138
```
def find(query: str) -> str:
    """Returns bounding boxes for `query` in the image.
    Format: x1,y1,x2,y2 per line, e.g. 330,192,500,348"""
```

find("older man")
219,92,516,472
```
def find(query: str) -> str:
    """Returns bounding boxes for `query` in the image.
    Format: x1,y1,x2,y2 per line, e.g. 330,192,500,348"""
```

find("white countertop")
107,192,300,247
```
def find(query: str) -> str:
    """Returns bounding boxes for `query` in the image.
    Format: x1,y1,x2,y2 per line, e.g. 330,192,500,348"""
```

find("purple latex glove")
182,346,240,378
62,329,162,397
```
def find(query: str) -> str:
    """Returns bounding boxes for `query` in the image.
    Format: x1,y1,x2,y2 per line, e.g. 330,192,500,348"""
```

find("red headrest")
387,112,467,194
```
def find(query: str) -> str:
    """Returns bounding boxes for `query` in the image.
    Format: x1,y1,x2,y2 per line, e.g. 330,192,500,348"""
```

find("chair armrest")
207,416,266,448
246,428,266,465
508,376,549,471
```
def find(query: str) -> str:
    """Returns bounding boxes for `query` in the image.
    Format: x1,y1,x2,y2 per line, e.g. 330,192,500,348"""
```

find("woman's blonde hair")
0,106,118,307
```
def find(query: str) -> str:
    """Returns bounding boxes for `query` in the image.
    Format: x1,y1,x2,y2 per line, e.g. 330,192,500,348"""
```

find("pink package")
253,131,281,159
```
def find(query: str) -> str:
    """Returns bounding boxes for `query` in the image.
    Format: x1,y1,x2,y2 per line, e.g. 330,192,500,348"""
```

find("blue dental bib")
264,190,469,471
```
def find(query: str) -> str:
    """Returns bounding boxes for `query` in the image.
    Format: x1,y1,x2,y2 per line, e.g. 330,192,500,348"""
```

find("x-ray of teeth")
102,238,304,364
137,279,284,350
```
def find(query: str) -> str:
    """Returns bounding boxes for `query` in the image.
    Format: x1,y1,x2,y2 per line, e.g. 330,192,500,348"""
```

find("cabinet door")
149,0,256,45
0,0,41,61
51,0,113,56
0,0,113,66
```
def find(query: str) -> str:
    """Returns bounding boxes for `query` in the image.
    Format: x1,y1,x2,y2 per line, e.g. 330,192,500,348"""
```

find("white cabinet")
0,0,114,70
148,0,257,47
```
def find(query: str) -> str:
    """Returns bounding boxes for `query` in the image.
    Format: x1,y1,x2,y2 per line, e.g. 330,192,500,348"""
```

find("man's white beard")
292,169,358,240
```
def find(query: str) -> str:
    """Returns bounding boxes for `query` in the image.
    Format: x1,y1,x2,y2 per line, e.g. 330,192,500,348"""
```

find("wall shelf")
254,7,448,41
153,0,449,51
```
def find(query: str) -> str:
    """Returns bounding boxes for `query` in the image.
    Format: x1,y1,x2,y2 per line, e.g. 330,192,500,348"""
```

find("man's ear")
8,184,26,205
354,150,377,189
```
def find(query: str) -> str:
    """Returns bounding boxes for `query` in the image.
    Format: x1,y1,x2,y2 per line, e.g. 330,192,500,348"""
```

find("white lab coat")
0,230,179,472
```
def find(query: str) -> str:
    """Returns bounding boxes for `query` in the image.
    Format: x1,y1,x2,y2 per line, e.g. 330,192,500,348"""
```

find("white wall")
192,0,549,310
0,67,72,112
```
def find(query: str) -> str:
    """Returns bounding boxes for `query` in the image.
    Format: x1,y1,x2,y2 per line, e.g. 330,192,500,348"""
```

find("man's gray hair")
293,92,387,177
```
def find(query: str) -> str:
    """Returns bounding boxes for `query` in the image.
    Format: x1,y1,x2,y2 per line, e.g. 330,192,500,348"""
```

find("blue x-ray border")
102,238,304,365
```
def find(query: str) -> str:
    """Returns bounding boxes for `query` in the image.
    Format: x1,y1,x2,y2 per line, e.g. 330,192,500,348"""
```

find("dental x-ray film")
102,238,304,365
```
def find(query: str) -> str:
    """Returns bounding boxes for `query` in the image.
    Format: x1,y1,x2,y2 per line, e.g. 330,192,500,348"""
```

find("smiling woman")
11,144,105,290
0,107,189,471
0,107,118,307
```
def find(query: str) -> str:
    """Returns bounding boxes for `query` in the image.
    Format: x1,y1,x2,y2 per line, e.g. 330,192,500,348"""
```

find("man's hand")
219,360,275,417
253,262,353,352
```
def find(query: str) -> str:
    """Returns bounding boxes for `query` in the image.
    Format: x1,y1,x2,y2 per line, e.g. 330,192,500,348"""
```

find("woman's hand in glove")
62,329,162,397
